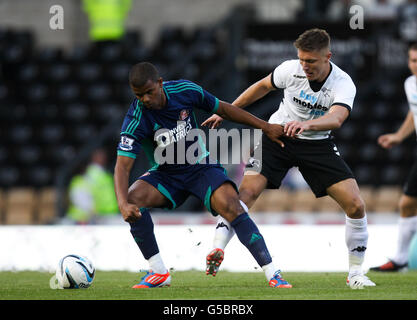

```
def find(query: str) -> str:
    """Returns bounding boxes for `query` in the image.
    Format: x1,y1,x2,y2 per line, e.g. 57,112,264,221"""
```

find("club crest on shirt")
140,172,150,178
321,87,331,98
179,109,189,120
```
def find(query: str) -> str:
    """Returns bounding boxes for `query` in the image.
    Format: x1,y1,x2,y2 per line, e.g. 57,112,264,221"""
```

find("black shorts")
404,160,417,197
245,134,355,198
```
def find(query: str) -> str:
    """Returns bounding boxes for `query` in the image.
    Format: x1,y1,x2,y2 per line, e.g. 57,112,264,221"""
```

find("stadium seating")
315,195,343,213
4,188,37,224
290,189,317,212
360,185,376,213
248,186,400,214
0,166,20,188
372,186,402,213
251,188,293,213
0,25,412,222
0,189,4,223
36,187,58,224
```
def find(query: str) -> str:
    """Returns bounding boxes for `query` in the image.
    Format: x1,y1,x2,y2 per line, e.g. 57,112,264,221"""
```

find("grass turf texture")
0,270,416,300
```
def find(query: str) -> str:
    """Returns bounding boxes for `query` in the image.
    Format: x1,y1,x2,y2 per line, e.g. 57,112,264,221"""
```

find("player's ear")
326,51,332,61
157,77,163,87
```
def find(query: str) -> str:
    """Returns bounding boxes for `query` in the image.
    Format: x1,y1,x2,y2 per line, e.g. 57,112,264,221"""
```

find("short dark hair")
409,42,417,52
129,62,160,87
294,28,330,52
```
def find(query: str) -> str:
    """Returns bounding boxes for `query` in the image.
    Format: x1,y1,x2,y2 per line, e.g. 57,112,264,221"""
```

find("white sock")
345,215,368,275
147,253,167,274
262,262,276,280
212,216,235,250
212,200,248,250
211,200,248,250
393,216,417,265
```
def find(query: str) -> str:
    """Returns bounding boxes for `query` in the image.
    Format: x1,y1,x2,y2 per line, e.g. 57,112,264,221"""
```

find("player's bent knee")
238,188,259,208
215,197,241,216
345,198,365,219
399,195,417,217
211,192,243,222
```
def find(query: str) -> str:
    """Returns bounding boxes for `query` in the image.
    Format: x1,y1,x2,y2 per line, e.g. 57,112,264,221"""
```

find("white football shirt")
404,75,417,136
269,59,356,140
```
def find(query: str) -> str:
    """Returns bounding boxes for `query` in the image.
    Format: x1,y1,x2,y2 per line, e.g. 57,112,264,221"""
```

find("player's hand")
201,114,224,129
377,133,401,149
120,203,141,223
284,120,309,138
264,123,285,147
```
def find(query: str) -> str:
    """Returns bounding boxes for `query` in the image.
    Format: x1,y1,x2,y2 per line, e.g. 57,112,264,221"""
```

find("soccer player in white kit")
202,28,375,289
371,43,417,272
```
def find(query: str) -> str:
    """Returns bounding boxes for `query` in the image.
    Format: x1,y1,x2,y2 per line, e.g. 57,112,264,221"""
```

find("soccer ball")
55,254,95,289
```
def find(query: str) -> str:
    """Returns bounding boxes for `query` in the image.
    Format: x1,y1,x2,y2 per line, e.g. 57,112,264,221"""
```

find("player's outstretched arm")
114,155,141,223
284,105,349,137
201,74,275,129
201,113,224,129
378,110,415,149
233,73,276,108
216,100,285,147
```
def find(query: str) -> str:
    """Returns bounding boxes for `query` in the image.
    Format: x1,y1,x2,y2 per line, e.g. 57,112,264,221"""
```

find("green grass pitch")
0,270,417,300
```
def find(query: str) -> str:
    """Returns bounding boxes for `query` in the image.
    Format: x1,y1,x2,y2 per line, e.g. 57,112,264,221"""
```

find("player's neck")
316,62,331,83
159,86,167,109
162,90,167,107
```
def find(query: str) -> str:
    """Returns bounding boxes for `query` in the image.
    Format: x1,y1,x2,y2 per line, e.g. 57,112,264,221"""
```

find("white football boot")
346,272,376,289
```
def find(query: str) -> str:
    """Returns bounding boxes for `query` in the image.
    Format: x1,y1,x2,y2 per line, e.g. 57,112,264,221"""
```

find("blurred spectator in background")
66,164,92,224
364,0,398,22
371,43,417,272
66,148,119,224
82,0,131,43
398,0,417,43
325,0,355,22
296,0,334,21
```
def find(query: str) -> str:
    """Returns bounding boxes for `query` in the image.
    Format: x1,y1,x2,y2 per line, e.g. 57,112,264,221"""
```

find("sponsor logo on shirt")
179,109,189,120
155,118,193,147
293,89,329,116
299,90,318,104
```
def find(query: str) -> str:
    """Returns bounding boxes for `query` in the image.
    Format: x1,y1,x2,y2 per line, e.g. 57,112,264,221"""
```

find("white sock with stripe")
212,201,248,250
345,215,368,276
213,216,235,250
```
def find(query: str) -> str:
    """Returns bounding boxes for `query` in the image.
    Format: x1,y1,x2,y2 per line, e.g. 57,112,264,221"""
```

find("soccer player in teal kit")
114,62,292,288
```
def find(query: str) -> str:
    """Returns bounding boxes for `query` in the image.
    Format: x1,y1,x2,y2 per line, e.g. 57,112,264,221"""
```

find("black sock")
231,212,272,267
129,208,159,259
